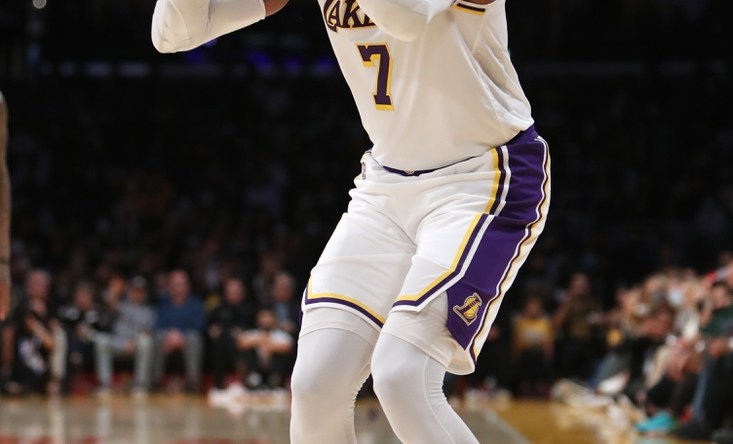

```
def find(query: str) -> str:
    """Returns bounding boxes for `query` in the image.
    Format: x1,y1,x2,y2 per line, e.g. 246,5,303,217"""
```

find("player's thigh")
303,196,415,336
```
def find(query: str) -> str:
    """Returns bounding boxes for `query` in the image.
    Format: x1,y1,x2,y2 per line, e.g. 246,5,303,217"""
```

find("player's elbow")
150,3,197,53
151,25,183,53
151,34,172,53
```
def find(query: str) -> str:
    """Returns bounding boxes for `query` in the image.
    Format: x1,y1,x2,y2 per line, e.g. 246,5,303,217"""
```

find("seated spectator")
236,308,294,389
593,303,675,395
271,271,299,336
153,270,205,393
207,277,256,391
553,272,603,380
1,270,63,395
673,282,733,441
94,276,156,396
56,281,113,392
513,296,554,397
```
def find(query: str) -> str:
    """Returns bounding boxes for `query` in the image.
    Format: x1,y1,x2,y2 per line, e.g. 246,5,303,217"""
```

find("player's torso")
318,0,533,170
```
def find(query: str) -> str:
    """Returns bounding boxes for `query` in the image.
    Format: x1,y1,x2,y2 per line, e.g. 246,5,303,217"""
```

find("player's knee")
371,341,415,406
290,357,333,405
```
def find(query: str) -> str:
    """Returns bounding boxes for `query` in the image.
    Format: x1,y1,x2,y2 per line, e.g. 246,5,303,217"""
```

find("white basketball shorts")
300,126,551,374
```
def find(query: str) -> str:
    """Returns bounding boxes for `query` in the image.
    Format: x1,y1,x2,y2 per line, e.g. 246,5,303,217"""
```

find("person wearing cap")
93,276,156,397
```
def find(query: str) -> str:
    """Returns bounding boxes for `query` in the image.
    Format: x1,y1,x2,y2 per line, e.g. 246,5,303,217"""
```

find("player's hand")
264,0,289,16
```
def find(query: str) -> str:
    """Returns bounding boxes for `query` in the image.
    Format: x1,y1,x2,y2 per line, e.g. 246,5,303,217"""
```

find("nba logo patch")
453,293,483,326
361,161,367,179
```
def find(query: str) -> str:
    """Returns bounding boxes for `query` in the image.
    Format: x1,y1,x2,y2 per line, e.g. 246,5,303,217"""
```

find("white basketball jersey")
318,0,533,171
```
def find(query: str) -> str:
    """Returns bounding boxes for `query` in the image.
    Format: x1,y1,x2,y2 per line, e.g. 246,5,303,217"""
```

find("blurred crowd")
0,266,299,397
0,267,301,415
3,253,733,441
540,258,733,442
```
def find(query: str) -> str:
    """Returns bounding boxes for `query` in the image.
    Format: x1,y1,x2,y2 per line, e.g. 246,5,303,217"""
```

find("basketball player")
152,0,550,441
0,91,11,322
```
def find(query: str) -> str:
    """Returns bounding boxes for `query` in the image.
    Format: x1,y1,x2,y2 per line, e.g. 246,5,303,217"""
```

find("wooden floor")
0,395,712,443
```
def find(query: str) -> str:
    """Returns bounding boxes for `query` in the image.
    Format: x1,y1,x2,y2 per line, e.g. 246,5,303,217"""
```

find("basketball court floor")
0,394,709,443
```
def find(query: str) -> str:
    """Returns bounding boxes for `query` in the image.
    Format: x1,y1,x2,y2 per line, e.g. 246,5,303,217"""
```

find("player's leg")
289,315,376,444
372,296,479,444
374,129,551,442
290,169,414,444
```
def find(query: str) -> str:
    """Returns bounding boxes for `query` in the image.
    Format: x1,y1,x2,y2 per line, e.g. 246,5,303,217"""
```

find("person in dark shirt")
271,272,300,337
1,270,58,395
207,277,255,390
674,282,733,441
237,308,294,389
57,281,112,392
153,269,205,392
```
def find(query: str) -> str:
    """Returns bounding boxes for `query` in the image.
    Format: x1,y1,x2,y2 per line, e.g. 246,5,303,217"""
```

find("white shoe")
597,372,629,395
208,388,229,407
209,382,248,409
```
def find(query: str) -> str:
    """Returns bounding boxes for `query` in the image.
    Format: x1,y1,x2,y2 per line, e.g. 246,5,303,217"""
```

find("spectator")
94,276,156,396
513,296,554,397
271,271,299,336
252,251,283,306
236,308,294,389
1,270,63,395
153,270,205,392
56,281,113,392
207,277,255,391
673,282,733,441
553,272,602,380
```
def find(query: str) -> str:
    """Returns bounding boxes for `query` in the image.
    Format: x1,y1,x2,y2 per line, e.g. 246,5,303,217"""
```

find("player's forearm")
151,0,266,53
357,0,452,41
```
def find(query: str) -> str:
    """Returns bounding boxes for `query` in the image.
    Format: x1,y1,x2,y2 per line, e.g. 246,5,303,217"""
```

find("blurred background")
1,0,733,439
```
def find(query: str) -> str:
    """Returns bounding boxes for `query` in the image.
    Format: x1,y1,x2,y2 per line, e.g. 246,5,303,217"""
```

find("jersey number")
357,44,394,111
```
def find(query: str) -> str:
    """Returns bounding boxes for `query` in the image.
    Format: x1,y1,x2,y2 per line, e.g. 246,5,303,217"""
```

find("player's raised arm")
357,0,453,41
151,0,288,53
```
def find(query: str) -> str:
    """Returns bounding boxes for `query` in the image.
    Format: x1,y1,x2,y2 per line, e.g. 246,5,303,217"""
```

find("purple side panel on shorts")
446,128,549,358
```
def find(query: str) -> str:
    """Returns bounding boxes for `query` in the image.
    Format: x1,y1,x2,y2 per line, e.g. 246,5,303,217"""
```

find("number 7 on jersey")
357,44,394,111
